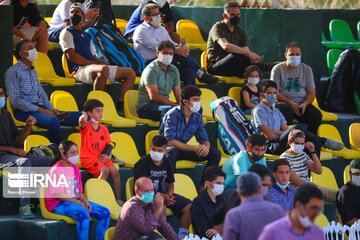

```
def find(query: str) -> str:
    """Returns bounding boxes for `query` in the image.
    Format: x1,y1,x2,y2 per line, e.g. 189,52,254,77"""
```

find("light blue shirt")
223,151,267,189
251,102,287,132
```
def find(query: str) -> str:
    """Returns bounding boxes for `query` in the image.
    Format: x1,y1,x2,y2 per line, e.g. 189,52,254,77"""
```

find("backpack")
85,24,145,76
28,143,59,158
210,97,256,155
85,0,115,27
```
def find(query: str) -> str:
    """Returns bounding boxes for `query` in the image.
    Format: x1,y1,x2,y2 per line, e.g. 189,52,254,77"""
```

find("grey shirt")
251,102,287,132
270,62,315,104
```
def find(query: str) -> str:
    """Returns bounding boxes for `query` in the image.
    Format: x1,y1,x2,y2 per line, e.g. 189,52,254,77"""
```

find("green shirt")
137,59,180,110
207,20,247,62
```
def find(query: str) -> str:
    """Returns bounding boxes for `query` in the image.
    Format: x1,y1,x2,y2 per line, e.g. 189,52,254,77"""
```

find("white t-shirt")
48,0,72,33
59,27,96,56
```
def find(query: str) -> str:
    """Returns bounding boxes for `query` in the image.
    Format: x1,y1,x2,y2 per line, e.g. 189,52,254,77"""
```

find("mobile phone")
56,111,69,120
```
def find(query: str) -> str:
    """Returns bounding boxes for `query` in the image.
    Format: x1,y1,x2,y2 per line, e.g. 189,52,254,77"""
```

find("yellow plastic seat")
32,52,75,86
199,88,217,121
310,166,338,190
312,98,338,122
228,87,242,106
44,17,61,51
349,123,360,150
67,133,84,168
314,213,329,228
176,19,207,51
61,53,72,78
87,91,136,128
343,165,350,184
200,51,244,84
50,90,79,112
318,124,360,160
13,55,17,64
174,173,198,200
84,178,121,220
115,18,128,34
104,227,115,240
125,176,134,200
110,132,140,168
24,135,50,152
39,187,76,223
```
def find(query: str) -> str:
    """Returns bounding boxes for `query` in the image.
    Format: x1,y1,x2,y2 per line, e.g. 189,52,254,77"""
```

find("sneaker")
198,72,219,84
323,138,344,151
117,200,124,207
19,204,35,219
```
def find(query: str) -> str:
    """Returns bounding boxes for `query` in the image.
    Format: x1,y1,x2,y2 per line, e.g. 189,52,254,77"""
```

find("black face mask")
229,16,240,26
74,0,85,4
70,13,82,26
250,152,263,162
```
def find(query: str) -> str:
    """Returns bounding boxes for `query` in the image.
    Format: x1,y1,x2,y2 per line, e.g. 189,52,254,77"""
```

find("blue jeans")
137,103,172,121
53,201,110,240
15,110,82,144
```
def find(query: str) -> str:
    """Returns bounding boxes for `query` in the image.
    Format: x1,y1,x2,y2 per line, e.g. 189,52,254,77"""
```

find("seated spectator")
251,80,344,157
190,166,226,239
240,65,263,114
12,0,48,54
5,40,81,144
48,0,99,43
336,158,360,226
59,2,135,113
133,3,218,85
134,135,191,239
45,140,110,240
223,172,284,240
0,87,52,219
207,2,274,78
124,0,180,43
271,41,322,134
137,40,181,121
259,184,325,240
223,134,267,192
264,159,295,212
79,99,122,204
160,85,221,187
114,177,179,240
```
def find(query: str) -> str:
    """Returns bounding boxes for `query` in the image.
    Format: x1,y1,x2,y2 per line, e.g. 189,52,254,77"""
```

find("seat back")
124,89,140,119
326,49,342,74
104,227,115,240
50,90,79,112
125,176,134,200
358,21,360,41
32,52,58,80
349,123,360,150
343,165,351,184
145,130,159,155
13,55,17,65
115,18,128,34
87,90,119,124
6,97,25,127
199,88,217,120
314,213,329,228
318,124,343,142
200,51,208,72
24,135,50,152
44,17,52,24
329,19,357,42
176,19,206,46
62,53,71,78
67,133,83,168
310,166,338,190
228,87,242,106
110,132,140,167
174,173,198,201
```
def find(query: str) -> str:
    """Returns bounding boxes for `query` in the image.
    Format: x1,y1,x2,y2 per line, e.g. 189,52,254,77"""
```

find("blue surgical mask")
140,191,155,204
0,97,5,109
287,56,301,67
277,181,290,189
265,93,276,106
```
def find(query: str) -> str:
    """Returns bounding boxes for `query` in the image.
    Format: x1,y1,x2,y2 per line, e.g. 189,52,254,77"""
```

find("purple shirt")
113,196,179,240
223,196,284,240
258,215,325,240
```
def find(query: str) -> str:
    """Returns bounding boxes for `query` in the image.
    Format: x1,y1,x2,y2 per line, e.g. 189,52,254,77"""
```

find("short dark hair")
151,135,168,148
224,1,240,14
14,39,32,60
294,183,324,207
246,134,267,147
157,40,175,52
181,85,202,104
83,99,104,112
141,3,158,18
243,65,263,82
204,166,226,182
248,164,271,180
260,80,278,93
285,41,302,52
273,159,291,172
237,172,261,197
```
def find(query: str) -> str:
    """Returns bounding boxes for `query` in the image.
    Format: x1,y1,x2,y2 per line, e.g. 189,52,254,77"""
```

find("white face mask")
158,54,173,65
190,101,201,113
26,48,38,62
150,150,164,162
154,0,166,8
151,15,161,27
247,77,260,85
211,184,224,196
91,118,99,124
351,175,360,187
287,55,301,67
68,155,79,165
298,213,313,228
291,144,304,154
261,186,269,196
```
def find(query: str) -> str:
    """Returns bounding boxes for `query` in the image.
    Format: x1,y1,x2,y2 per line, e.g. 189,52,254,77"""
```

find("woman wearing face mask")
240,65,263,114
45,140,110,240
190,166,225,239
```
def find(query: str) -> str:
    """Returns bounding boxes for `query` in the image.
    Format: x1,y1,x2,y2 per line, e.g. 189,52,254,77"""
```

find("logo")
8,172,69,188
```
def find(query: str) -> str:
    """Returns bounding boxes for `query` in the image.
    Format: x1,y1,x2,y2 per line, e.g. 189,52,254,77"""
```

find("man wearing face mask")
223,134,267,192
114,177,179,240
270,41,322,134
336,158,360,226
137,40,181,121
5,40,82,144
159,85,221,187
134,135,192,239
259,183,325,240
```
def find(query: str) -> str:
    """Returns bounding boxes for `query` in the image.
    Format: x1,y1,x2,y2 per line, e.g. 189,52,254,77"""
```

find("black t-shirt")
11,0,43,27
336,182,360,224
0,110,21,149
134,155,175,193
212,190,241,226
240,85,260,111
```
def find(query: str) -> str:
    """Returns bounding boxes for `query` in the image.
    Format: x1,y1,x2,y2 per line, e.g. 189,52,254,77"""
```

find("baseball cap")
288,129,305,142
350,158,360,173
70,2,85,14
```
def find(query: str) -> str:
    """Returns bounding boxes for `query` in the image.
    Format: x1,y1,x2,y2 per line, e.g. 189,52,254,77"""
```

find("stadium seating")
24,135,50,152
343,165,351,184
43,17,61,51
110,132,140,168
125,177,134,201
174,173,198,201
318,124,360,159
326,48,342,74
228,87,242,105
13,55,17,64
104,227,115,240
61,53,72,78
87,91,136,128
115,18,128,34
312,97,338,122
200,51,245,84
176,19,207,51
84,178,121,220
321,32,347,49
329,19,360,48
315,213,329,228
32,52,75,86
67,133,83,168
199,88,217,121
50,90,79,112
349,123,360,150
358,21,360,41
310,166,338,190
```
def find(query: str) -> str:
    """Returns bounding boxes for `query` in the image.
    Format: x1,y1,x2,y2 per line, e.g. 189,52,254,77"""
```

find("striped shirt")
280,150,313,188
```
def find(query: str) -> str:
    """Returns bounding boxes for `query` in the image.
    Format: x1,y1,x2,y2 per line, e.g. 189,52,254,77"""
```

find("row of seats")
322,19,360,49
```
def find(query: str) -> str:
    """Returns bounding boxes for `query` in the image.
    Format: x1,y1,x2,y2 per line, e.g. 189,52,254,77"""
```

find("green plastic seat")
321,32,348,49
329,19,360,48
326,49,342,74
357,21,360,41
